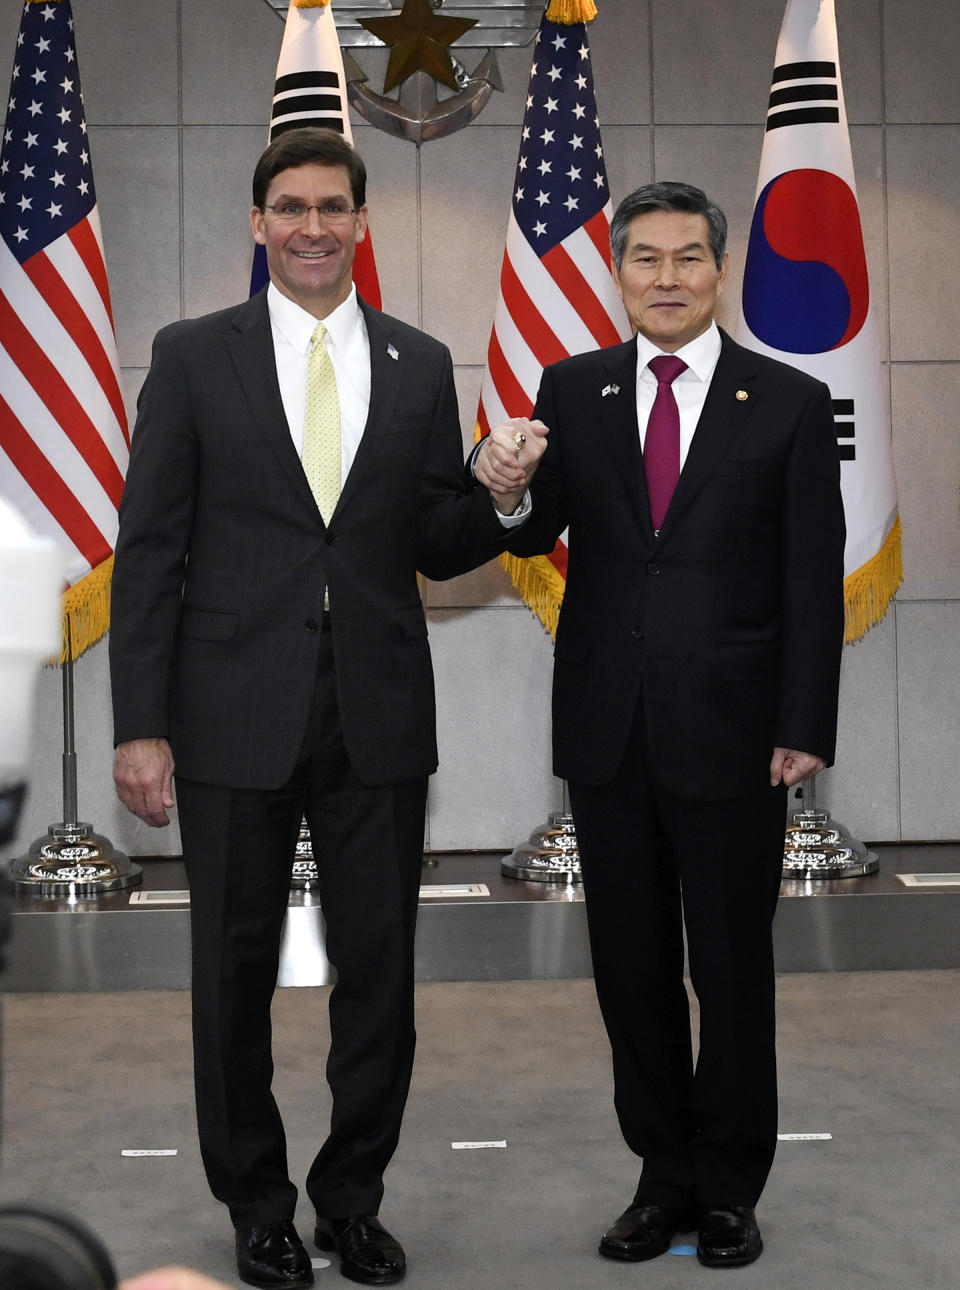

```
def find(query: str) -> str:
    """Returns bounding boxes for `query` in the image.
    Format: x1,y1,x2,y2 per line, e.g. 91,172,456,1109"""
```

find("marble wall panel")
818,611,901,842
887,125,960,363
890,363,960,603
884,0,960,123
427,607,560,850
89,126,182,369
897,602,960,840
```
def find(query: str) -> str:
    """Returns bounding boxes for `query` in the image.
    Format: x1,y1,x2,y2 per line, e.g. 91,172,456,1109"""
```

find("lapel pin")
601,383,620,397
387,343,399,361
735,389,749,401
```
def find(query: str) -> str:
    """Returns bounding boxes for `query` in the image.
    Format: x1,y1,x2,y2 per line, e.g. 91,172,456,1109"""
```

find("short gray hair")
610,182,728,271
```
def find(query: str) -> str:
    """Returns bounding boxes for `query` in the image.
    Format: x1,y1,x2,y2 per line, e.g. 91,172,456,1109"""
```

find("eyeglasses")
263,200,359,224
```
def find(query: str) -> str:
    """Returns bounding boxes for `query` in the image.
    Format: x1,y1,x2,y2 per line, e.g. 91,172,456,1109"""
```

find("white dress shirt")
267,281,371,488
634,321,723,468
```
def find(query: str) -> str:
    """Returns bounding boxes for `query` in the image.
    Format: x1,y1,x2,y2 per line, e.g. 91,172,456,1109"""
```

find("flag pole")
9,619,141,898
491,0,620,884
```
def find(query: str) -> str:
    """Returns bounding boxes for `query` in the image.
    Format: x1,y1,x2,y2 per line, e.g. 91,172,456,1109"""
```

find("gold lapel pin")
735,389,749,401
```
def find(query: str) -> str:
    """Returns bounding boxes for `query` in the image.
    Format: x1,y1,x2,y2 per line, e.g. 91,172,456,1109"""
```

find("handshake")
474,416,549,517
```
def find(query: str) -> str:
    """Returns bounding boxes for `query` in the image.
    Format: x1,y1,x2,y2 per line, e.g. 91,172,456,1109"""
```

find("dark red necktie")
644,354,687,533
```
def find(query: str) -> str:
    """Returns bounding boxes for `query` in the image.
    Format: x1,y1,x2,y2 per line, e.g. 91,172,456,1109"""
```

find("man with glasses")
109,128,545,1289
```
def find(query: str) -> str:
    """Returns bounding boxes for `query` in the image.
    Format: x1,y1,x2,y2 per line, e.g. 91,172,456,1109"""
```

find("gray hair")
610,182,728,270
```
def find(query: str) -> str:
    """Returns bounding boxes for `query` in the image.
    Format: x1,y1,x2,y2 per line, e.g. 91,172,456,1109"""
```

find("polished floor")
2,971,958,1289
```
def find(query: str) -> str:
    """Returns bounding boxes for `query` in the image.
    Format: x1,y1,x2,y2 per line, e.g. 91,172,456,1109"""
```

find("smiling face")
613,209,728,352
250,161,368,319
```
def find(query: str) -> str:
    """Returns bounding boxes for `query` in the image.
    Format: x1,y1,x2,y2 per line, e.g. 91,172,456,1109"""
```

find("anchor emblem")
265,0,544,145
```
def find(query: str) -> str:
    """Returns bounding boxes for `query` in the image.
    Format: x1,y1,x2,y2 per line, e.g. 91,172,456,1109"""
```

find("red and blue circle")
741,168,869,353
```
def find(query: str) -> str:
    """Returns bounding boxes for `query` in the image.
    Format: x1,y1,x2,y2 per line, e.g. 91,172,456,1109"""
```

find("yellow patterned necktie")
302,322,341,524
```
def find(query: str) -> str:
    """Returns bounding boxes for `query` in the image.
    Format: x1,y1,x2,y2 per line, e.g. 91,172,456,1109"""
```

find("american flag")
251,0,381,308
0,0,128,659
477,5,628,635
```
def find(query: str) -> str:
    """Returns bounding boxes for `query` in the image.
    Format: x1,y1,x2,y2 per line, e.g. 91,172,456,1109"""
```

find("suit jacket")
506,329,846,799
110,290,511,790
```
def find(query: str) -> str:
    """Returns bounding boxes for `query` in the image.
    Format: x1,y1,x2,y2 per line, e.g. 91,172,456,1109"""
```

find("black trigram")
271,70,344,139
766,61,840,131
833,398,855,461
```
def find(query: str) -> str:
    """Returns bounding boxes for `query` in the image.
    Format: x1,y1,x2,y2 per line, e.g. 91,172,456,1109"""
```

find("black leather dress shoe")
315,1215,405,1285
697,1205,763,1267
598,1202,696,1262
235,1219,314,1289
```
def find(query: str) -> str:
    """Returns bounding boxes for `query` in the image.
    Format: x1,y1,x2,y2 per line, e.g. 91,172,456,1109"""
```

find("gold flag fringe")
545,0,598,23
499,551,565,641
842,516,902,645
57,557,114,664
294,0,331,8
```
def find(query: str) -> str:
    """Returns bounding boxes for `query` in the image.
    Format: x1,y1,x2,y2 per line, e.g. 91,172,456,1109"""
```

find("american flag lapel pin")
601,383,620,398
387,343,399,361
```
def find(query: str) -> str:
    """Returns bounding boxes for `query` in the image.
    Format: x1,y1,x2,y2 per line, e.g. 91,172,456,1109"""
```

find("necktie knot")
648,354,687,386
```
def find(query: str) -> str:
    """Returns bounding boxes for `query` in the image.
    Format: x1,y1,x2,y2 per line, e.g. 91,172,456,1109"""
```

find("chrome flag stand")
9,623,141,898
501,784,582,884
782,774,878,880
291,817,319,890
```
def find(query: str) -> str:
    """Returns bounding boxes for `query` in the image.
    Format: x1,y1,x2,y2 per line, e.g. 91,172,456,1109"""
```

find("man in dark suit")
477,181,845,1269
109,128,542,1290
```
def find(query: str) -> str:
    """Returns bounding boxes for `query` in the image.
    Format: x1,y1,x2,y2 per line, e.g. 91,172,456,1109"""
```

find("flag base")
501,810,582,884
782,806,879,880
291,817,319,890
8,822,142,898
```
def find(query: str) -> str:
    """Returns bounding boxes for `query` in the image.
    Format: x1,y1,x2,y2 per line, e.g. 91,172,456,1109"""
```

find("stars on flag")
0,0,95,261
511,21,611,248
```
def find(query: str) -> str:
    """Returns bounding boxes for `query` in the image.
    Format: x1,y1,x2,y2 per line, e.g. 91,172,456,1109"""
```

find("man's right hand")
475,416,549,515
113,737,176,827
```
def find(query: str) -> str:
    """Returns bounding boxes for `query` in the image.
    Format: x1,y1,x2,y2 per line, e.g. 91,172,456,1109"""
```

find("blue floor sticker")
669,1244,697,1256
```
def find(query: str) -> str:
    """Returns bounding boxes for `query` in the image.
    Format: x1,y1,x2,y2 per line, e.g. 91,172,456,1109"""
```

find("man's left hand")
770,747,825,788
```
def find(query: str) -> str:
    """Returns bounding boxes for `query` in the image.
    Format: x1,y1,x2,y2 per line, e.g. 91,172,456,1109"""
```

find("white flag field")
735,0,901,644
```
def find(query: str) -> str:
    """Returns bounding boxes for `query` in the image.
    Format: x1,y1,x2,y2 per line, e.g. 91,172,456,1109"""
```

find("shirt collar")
635,321,722,382
266,282,361,357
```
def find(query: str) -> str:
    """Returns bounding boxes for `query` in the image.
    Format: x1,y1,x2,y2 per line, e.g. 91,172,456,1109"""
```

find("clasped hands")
475,416,549,516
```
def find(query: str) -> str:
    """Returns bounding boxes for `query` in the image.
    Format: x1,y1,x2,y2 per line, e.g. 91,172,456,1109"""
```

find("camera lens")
0,1203,117,1290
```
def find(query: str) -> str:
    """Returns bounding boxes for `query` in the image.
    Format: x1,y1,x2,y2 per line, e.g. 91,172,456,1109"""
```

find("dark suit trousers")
568,695,787,1209
176,624,427,1227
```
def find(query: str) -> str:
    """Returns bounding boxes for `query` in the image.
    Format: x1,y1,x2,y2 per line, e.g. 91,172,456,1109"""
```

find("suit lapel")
660,330,761,534
593,342,651,534
335,298,402,518
227,290,320,518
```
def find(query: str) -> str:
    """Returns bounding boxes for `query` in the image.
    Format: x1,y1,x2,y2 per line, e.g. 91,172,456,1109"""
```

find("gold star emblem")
358,0,478,94
735,389,749,401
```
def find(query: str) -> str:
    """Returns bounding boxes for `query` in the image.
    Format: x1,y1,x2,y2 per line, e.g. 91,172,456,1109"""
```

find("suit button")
632,628,643,640
324,532,336,546
646,562,660,575
305,619,320,633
